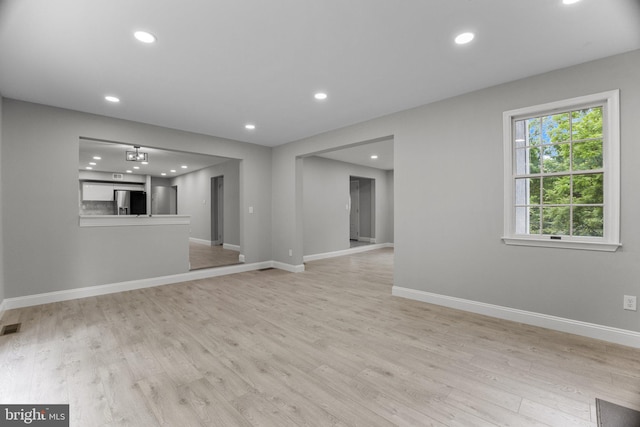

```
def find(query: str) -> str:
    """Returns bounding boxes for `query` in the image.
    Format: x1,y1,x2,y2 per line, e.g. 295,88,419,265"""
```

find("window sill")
502,236,621,252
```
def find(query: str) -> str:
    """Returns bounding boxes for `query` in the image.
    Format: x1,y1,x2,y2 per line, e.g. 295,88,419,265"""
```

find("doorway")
350,180,360,241
211,176,224,245
350,176,375,247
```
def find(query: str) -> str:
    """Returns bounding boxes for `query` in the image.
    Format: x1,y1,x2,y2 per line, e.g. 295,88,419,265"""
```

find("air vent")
1,323,21,335
112,173,125,180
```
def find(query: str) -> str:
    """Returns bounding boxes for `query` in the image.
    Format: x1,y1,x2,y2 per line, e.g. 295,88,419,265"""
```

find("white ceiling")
79,139,230,178
1,0,639,148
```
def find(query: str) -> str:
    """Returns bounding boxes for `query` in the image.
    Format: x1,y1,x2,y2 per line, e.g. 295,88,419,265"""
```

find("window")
503,90,620,251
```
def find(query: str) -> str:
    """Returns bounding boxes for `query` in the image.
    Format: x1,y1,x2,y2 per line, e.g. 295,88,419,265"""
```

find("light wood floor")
1,248,639,426
189,242,241,270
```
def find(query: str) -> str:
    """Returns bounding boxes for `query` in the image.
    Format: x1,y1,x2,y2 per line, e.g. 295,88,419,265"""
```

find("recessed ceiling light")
89,162,97,166
93,156,101,160
126,170,132,173
134,31,156,44
105,95,120,103
133,166,140,170
454,32,475,45
141,161,148,165
245,124,256,130
170,169,176,173
371,155,378,159
181,165,188,169
314,92,328,100
161,172,167,176
562,0,581,4
85,166,93,170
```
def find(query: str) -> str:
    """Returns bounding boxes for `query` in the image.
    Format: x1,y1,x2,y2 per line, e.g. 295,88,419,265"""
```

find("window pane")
573,206,603,237
542,176,570,205
542,207,570,235
542,144,570,173
515,206,540,235
515,147,541,175
573,140,602,171
542,113,570,144
526,117,541,146
572,107,602,140
515,178,540,205
515,120,526,148
530,207,541,234
573,173,603,204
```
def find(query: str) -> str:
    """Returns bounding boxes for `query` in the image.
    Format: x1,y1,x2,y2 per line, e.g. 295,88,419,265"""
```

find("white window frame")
502,90,620,252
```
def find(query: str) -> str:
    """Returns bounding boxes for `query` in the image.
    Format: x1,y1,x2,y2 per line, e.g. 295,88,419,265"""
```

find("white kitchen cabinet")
82,183,114,201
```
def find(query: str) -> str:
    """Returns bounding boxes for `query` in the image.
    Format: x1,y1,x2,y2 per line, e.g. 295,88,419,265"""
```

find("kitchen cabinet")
82,183,114,201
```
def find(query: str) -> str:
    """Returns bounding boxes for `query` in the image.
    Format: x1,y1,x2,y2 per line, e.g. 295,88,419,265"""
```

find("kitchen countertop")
79,215,191,227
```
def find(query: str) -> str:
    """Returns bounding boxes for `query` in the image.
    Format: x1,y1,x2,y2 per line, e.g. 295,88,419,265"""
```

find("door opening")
349,176,375,247
170,185,178,214
350,180,359,241
211,176,224,245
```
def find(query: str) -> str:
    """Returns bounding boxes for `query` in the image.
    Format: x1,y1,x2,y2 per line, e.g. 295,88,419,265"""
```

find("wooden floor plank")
1,248,639,426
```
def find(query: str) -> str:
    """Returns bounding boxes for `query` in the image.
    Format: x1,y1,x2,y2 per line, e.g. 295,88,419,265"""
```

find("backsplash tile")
80,201,115,215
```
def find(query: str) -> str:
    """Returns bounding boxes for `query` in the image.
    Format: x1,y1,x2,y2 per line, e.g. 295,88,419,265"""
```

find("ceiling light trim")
134,30,157,44
454,32,475,45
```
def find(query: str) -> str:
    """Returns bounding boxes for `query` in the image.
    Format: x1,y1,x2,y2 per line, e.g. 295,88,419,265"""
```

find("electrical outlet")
623,295,637,311
288,249,293,257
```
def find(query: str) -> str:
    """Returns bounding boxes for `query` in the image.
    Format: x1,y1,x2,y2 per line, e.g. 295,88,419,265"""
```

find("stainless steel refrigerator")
114,190,146,215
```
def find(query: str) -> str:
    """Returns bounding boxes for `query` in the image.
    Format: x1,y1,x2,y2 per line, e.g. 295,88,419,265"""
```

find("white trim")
502,236,621,252
1,258,309,311
80,215,191,227
190,237,212,246
358,237,376,243
272,262,306,273
303,242,394,262
222,243,241,252
2,261,272,311
392,286,640,349
502,90,620,251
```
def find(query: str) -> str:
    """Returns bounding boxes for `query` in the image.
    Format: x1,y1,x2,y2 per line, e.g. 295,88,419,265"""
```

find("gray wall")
0,96,4,306
150,177,174,215
1,100,271,299
302,156,393,256
274,49,640,332
386,170,394,243
171,160,240,246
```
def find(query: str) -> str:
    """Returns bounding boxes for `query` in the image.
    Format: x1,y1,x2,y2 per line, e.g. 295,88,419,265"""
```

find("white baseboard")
189,237,212,246
392,286,640,349
0,299,5,322
303,242,393,263
223,243,241,252
358,237,376,243
2,261,272,311
272,262,306,273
